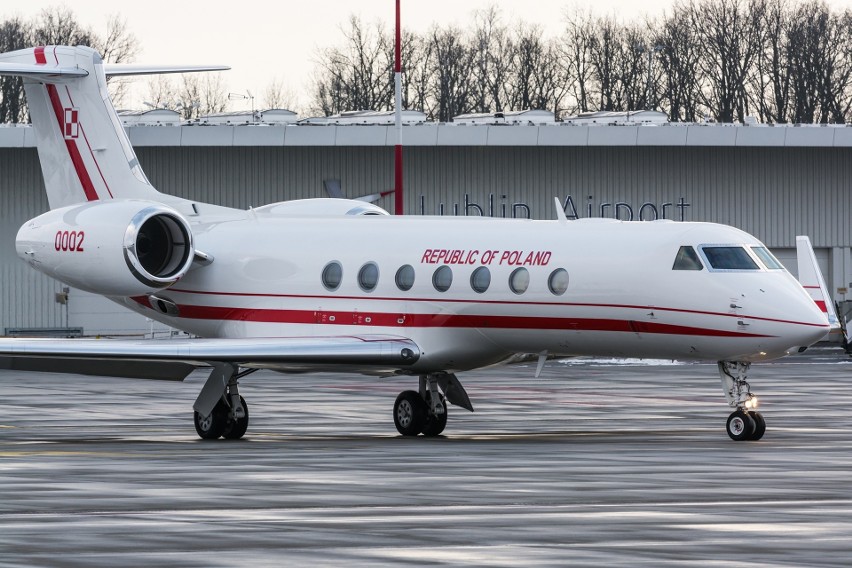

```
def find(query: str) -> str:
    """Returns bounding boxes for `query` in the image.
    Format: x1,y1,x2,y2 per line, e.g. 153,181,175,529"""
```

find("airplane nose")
785,291,832,350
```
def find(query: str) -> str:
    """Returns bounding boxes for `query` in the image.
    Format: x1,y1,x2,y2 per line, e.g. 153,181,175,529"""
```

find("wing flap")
0,356,195,381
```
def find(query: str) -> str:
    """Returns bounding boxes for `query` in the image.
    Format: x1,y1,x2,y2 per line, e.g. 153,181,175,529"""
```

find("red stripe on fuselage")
34,46,47,64
167,287,828,329
45,84,100,201
164,303,772,338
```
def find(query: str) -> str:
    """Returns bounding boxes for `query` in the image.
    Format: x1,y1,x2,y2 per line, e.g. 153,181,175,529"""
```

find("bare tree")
0,17,30,123
144,75,179,111
400,32,432,113
509,23,567,113
32,6,97,47
429,25,477,121
653,4,702,121
262,77,298,110
471,6,514,113
312,16,392,115
94,15,139,107
587,17,648,112
559,9,596,114
692,0,766,122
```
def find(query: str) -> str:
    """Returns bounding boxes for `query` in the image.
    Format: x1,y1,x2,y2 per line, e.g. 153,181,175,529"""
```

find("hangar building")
1,114,851,336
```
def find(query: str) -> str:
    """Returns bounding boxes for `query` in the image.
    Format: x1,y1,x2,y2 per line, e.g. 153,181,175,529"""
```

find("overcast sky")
4,1,852,112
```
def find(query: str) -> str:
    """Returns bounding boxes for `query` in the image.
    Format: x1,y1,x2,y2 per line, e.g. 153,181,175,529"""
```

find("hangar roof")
1,122,851,148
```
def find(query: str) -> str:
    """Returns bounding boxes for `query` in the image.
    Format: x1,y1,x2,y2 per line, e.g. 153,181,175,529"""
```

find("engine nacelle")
16,200,194,297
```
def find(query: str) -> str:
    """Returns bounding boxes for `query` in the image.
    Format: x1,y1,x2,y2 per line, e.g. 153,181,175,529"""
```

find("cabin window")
322,261,343,291
751,246,784,270
548,268,569,295
509,267,530,295
701,246,759,270
433,265,453,292
672,246,704,271
358,262,379,292
395,264,415,291
470,266,491,294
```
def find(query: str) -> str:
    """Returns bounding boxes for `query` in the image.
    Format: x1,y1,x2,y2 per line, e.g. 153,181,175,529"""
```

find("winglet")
796,235,840,330
554,197,568,223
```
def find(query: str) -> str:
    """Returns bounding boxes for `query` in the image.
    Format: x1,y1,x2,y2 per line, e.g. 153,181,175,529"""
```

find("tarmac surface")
1,347,852,567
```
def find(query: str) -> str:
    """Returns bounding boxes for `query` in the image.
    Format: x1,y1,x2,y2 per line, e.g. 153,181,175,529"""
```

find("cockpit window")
701,246,759,270
673,246,704,271
751,246,784,270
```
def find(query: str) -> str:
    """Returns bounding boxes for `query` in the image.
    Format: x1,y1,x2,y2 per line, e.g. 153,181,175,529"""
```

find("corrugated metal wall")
2,145,850,332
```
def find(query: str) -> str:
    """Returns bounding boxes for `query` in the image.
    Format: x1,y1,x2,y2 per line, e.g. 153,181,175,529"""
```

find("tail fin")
796,235,840,330
0,45,227,210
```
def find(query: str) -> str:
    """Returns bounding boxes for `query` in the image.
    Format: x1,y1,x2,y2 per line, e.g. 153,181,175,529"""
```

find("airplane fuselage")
116,211,829,373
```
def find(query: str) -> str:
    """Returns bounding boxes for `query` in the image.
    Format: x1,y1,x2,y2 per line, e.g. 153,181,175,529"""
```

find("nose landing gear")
719,361,766,441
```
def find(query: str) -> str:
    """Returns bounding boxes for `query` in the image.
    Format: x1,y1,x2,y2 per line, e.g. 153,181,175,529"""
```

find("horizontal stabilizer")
0,62,88,80
796,235,840,330
103,64,230,76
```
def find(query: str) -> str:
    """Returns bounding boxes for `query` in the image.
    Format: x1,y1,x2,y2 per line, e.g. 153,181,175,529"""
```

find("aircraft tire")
421,393,447,437
394,390,427,436
222,396,249,440
194,399,229,440
750,411,766,441
726,410,756,441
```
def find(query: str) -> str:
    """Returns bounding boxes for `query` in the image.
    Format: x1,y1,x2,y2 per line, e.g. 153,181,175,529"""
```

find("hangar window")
701,246,759,270
322,261,343,291
395,265,415,291
470,266,491,294
509,267,530,295
751,247,784,270
358,262,379,292
672,246,704,271
548,268,569,295
433,265,453,292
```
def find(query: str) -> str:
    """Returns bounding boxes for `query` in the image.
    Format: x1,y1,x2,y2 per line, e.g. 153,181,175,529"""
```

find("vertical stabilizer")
0,45,160,209
796,235,840,330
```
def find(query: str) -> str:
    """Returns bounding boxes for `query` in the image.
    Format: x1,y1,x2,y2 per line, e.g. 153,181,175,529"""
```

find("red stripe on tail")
45,85,99,202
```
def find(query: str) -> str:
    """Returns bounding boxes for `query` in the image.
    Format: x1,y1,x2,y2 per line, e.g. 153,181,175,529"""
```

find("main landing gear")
393,372,474,437
718,361,765,441
193,363,256,440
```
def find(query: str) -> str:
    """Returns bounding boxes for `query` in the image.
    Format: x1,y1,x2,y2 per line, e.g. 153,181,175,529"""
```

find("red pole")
394,0,404,215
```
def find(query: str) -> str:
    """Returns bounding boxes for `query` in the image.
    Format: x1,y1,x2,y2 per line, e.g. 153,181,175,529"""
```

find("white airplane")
0,46,834,442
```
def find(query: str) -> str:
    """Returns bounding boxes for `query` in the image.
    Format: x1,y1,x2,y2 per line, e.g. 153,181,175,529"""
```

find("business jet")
0,46,834,442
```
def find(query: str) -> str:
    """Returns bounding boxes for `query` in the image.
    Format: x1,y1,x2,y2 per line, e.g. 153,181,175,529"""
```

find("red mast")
393,0,404,215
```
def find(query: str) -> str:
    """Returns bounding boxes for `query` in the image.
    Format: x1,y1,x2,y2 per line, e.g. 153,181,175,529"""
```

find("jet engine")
16,200,195,297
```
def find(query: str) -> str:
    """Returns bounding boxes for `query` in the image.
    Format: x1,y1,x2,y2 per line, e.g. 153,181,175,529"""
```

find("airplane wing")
0,335,420,380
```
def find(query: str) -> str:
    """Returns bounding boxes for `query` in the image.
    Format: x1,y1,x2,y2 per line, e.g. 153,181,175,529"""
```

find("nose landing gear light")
719,361,766,441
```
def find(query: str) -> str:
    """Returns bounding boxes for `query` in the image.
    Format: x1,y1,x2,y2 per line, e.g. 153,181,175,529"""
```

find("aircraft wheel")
726,410,756,441
421,393,448,437
194,399,229,440
750,411,766,441
222,396,249,440
394,390,427,436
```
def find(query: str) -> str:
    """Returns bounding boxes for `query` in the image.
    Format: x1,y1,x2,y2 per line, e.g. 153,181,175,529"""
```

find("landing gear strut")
193,363,256,440
392,372,473,437
718,361,765,441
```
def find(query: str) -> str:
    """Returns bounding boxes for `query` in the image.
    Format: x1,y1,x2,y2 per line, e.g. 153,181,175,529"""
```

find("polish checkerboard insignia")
63,107,79,139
